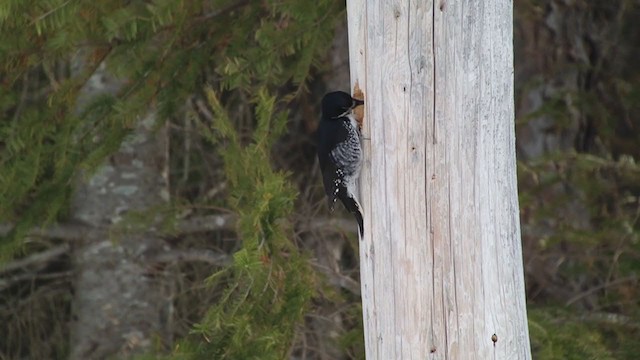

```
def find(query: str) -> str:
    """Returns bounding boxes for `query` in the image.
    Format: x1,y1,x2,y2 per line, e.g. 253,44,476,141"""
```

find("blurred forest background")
1,0,639,359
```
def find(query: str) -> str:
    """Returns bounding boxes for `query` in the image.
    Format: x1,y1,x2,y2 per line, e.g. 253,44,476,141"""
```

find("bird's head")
321,91,364,120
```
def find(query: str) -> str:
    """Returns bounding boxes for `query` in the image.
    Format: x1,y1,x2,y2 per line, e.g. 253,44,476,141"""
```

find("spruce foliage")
173,88,315,358
0,0,339,257
1,0,341,358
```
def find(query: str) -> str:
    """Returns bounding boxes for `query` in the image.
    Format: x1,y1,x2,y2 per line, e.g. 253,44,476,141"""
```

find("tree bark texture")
347,1,532,358
69,63,173,359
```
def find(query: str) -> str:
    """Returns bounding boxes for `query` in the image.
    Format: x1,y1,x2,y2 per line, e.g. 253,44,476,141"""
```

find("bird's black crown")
321,91,364,120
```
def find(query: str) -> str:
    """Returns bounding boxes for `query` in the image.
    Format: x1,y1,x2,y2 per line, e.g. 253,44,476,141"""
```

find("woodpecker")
316,91,364,236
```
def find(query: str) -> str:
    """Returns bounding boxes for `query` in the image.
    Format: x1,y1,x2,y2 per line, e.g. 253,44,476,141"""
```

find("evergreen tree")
1,1,342,358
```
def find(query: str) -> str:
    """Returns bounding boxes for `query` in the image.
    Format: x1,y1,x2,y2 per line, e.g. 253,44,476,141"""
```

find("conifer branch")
150,249,231,266
0,223,91,241
175,214,235,234
0,243,229,280
0,244,70,275
11,72,30,123
0,214,235,241
195,0,251,22
0,214,356,244
30,0,72,25
0,270,72,291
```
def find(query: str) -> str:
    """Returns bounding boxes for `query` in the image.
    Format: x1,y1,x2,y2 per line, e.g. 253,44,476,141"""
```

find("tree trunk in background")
69,63,172,359
513,1,631,303
348,0,531,358
515,1,601,158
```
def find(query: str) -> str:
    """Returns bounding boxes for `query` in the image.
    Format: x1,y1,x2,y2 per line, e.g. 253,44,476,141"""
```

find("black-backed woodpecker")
316,91,364,236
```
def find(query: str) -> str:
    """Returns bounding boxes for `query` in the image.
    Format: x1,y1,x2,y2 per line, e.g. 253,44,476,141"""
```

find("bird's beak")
352,98,364,108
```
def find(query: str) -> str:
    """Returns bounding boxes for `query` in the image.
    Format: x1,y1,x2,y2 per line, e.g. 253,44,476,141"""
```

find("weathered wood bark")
347,1,532,358
69,64,173,359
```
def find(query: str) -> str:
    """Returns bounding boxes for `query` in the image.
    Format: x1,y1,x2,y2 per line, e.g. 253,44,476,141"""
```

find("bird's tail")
353,205,364,239
341,193,364,238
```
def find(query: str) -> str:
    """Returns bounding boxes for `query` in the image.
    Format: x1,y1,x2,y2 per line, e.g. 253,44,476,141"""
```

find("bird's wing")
321,160,342,211
317,118,350,210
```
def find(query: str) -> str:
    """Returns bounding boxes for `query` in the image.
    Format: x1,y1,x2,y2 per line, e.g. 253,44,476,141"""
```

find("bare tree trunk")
348,0,532,358
69,64,172,359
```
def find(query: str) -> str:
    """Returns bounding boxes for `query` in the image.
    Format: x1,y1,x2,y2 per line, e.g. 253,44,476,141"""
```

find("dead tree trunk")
347,0,532,358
